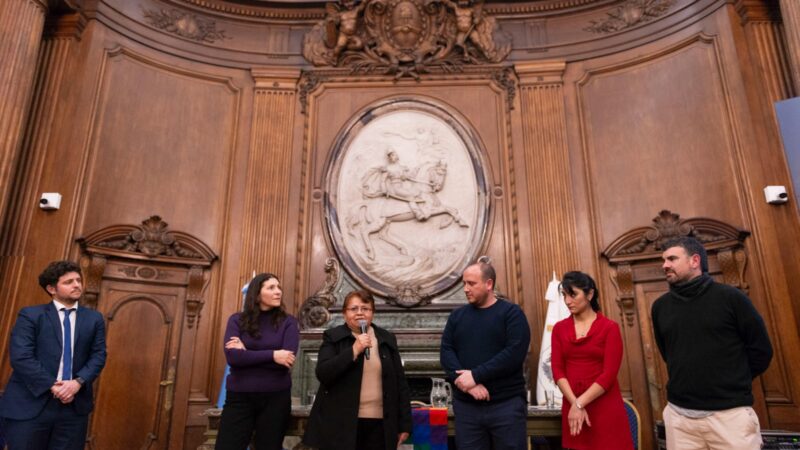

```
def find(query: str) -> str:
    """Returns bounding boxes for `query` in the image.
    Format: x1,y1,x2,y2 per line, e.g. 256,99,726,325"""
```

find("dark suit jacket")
0,302,107,420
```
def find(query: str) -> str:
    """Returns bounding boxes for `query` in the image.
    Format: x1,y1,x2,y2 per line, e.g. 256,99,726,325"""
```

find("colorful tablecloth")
409,407,448,450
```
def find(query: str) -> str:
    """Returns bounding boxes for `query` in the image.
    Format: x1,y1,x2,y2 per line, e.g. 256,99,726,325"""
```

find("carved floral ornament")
584,0,674,34
143,8,229,43
303,0,512,78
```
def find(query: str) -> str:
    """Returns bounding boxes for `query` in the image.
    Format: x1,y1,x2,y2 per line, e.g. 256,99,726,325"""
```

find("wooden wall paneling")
0,11,87,387
715,3,800,428
75,46,240,247
237,67,300,294
0,0,47,230
514,60,583,389
778,0,800,89
576,34,749,246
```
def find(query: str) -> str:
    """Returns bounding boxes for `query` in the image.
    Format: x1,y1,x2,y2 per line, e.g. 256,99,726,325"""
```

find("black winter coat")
303,324,412,450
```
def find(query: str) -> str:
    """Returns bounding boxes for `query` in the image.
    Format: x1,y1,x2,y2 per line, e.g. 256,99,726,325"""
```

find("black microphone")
358,319,370,360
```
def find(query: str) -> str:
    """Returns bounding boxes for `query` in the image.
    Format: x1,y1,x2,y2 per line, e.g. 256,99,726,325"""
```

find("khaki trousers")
663,403,762,450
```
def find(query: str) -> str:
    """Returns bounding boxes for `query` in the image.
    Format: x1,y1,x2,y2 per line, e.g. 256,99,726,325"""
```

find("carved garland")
77,216,218,328
602,210,750,326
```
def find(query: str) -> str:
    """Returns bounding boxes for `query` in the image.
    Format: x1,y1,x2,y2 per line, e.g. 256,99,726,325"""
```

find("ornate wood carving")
603,210,750,259
298,71,326,115
298,258,341,330
602,210,751,323
492,66,517,110
185,265,206,328
78,216,215,262
80,254,107,310
78,216,217,328
610,263,635,326
584,0,674,34
142,8,229,43
302,0,511,78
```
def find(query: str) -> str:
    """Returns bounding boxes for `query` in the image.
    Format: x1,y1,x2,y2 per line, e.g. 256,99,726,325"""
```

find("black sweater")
651,277,773,410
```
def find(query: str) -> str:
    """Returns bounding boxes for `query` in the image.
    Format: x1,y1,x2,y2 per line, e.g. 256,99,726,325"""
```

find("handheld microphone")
358,319,370,360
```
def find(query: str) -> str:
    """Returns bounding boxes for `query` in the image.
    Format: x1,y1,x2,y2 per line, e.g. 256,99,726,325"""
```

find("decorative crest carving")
298,258,341,329
92,216,202,259
303,0,511,78
143,8,229,43
606,210,745,257
602,210,751,328
584,0,673,34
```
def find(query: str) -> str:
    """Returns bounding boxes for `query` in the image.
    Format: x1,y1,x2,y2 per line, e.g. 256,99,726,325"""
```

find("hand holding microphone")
357,319,371,360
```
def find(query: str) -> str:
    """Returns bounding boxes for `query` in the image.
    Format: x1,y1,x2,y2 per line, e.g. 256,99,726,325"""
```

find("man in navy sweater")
652,236,772,450
440,259,531,449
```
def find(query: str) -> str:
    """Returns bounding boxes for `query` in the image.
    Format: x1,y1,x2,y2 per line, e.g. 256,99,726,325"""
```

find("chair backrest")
622,398,641,450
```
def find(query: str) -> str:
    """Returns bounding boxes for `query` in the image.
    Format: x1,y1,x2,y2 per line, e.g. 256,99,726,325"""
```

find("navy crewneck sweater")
441,299,530,403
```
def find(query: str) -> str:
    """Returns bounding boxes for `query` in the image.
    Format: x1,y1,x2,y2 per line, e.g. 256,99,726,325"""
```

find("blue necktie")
62,308,74,380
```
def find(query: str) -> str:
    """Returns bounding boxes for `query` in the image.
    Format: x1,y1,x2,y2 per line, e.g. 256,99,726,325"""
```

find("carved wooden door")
77,216,216,450
87,265,186,450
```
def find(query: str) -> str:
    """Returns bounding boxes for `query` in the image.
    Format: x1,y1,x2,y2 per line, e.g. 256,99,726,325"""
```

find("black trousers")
215,389,291,450
356,418,385,450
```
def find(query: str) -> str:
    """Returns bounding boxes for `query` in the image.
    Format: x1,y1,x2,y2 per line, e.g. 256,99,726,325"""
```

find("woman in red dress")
551,271,634,450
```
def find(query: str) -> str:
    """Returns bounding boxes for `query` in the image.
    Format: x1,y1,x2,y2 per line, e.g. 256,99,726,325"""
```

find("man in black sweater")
440,259,531,449
652,236,772,450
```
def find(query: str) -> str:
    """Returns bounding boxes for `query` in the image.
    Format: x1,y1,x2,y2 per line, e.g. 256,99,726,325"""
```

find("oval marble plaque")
325,98,489,306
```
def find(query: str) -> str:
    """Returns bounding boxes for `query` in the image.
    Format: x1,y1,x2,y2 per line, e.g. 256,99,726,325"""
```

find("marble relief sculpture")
350,149,468,259
326,103,488,306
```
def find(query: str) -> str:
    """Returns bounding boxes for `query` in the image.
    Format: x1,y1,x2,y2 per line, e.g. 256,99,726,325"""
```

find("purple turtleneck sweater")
223,310,300,393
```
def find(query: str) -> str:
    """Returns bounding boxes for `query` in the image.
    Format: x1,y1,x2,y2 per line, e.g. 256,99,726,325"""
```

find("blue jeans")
453,395,527,450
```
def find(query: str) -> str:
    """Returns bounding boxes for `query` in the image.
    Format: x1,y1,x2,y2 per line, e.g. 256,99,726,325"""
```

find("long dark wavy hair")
238,273,287,338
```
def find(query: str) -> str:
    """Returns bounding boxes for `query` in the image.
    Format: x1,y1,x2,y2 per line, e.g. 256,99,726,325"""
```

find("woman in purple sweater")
215,273,300,450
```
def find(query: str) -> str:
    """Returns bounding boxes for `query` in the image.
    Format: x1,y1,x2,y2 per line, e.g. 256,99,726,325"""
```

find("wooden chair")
623,398,642,449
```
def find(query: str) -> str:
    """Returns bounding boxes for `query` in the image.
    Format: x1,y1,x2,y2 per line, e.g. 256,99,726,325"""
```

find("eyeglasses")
346,306,373,313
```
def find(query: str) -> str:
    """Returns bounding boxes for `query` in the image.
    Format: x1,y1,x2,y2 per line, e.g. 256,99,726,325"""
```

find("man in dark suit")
0,260,107,450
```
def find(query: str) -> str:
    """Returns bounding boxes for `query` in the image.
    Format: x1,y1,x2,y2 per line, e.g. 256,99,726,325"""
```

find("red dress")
551,313,634,450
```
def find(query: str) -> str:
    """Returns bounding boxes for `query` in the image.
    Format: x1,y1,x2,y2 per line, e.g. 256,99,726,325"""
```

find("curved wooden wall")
0,0,798,447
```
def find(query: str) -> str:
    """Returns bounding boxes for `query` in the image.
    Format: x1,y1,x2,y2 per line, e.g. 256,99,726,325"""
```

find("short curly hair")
38,261,82,294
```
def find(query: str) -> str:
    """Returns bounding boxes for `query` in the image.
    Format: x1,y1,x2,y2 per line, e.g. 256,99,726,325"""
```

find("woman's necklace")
574,313,597,338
